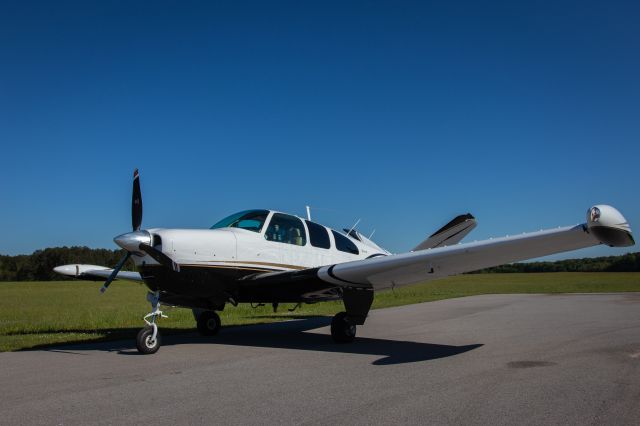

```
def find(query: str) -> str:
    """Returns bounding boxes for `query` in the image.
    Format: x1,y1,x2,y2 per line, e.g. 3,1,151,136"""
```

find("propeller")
132,169,142,231
101,169,145,294
100,251,131,293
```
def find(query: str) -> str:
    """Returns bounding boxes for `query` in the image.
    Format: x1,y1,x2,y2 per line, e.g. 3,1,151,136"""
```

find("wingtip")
586,205,634,247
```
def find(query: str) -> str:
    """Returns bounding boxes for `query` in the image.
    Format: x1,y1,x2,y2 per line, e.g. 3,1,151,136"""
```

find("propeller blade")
139,243,181,272
100,252,131,293
132,169,143,231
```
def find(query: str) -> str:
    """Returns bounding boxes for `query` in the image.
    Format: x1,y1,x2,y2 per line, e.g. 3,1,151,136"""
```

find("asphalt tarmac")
2,293,640,425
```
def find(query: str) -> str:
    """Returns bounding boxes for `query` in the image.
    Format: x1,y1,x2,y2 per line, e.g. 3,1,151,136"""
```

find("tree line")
472,252,640,273
0,246,638,282
0,247,136,281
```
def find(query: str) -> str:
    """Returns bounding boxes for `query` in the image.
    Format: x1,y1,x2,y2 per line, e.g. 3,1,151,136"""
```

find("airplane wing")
321,224,598,291
412,214,477,251
319,205,633,291
247,205,634,293
53,264,143,282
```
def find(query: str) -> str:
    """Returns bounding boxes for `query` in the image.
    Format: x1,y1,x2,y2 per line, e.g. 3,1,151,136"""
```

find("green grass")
1,272,639,352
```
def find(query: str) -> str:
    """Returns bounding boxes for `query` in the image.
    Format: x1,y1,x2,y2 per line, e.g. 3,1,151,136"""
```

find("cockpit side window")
306,220,331,249
210,209,269,233
332,230,360,255
265,213,307,246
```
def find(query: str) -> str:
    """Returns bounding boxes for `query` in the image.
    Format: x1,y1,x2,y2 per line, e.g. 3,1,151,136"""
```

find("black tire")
331,312,356,343
136,327,161,354
197,311,221,336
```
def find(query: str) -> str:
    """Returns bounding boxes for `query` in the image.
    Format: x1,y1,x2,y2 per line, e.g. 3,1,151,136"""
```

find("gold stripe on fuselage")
143,260,305,273
181,264,279,272
143,264,279,273
199,260,306,270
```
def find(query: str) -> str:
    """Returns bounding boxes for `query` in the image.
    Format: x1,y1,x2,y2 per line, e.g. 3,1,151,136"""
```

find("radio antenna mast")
305,205,311,221
347,218,361,236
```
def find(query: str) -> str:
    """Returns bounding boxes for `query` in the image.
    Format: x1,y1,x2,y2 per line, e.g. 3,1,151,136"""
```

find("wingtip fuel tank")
586,205,634,247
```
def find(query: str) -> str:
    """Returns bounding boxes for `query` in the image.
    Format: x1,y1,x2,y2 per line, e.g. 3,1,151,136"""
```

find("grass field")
1,272,639,352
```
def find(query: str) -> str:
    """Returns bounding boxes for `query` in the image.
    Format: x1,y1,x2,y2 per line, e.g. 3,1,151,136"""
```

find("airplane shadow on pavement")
44,317,482,365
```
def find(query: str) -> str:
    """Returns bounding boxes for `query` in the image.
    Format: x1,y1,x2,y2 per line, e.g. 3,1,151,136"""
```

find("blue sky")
1,0,638,259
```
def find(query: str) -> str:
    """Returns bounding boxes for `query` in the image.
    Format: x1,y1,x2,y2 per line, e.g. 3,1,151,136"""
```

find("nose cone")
114,230,152,252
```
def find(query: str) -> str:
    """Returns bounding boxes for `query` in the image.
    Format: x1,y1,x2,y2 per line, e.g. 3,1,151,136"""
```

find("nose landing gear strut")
136,291,167,354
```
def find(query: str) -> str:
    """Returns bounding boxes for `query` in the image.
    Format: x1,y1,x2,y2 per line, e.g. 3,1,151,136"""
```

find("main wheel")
136,327,161,354
331,312,356,343
197,311,221,336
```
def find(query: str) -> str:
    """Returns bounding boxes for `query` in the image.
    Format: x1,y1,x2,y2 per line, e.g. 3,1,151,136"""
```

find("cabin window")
265,213,307,246
210,209,269,233
332,230,359,255
306,220,331,249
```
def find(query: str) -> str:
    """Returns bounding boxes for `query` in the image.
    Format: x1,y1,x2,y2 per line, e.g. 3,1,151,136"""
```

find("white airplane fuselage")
141,227,379,272
131,210,388,274
113,209,389,307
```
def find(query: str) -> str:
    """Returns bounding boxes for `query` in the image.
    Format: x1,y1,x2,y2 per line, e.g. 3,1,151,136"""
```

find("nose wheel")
136,291,167,354
136,327,161,354
331,312,356,343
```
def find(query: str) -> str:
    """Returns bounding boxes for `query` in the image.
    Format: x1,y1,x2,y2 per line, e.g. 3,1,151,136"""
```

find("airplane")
54,170,635,354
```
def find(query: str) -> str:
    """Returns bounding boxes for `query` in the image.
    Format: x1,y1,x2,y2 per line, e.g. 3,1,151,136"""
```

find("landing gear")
331,312,356,343
136,327,161,354
136,291,167,355
197,311,221,336
330,288,374,343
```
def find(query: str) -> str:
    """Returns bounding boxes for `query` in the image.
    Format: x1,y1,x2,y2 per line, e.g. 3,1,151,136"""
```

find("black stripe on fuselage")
138,264,339,308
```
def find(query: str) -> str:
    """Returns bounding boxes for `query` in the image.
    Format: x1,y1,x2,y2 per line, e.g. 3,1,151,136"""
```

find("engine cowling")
586,205,635,247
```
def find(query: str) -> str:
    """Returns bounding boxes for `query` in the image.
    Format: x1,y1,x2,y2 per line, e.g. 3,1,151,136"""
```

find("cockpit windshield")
210,210,270,233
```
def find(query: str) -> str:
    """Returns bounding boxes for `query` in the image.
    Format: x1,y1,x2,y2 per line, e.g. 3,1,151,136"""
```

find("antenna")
368,229,376,239
305,205,311,221
347,218,361,236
